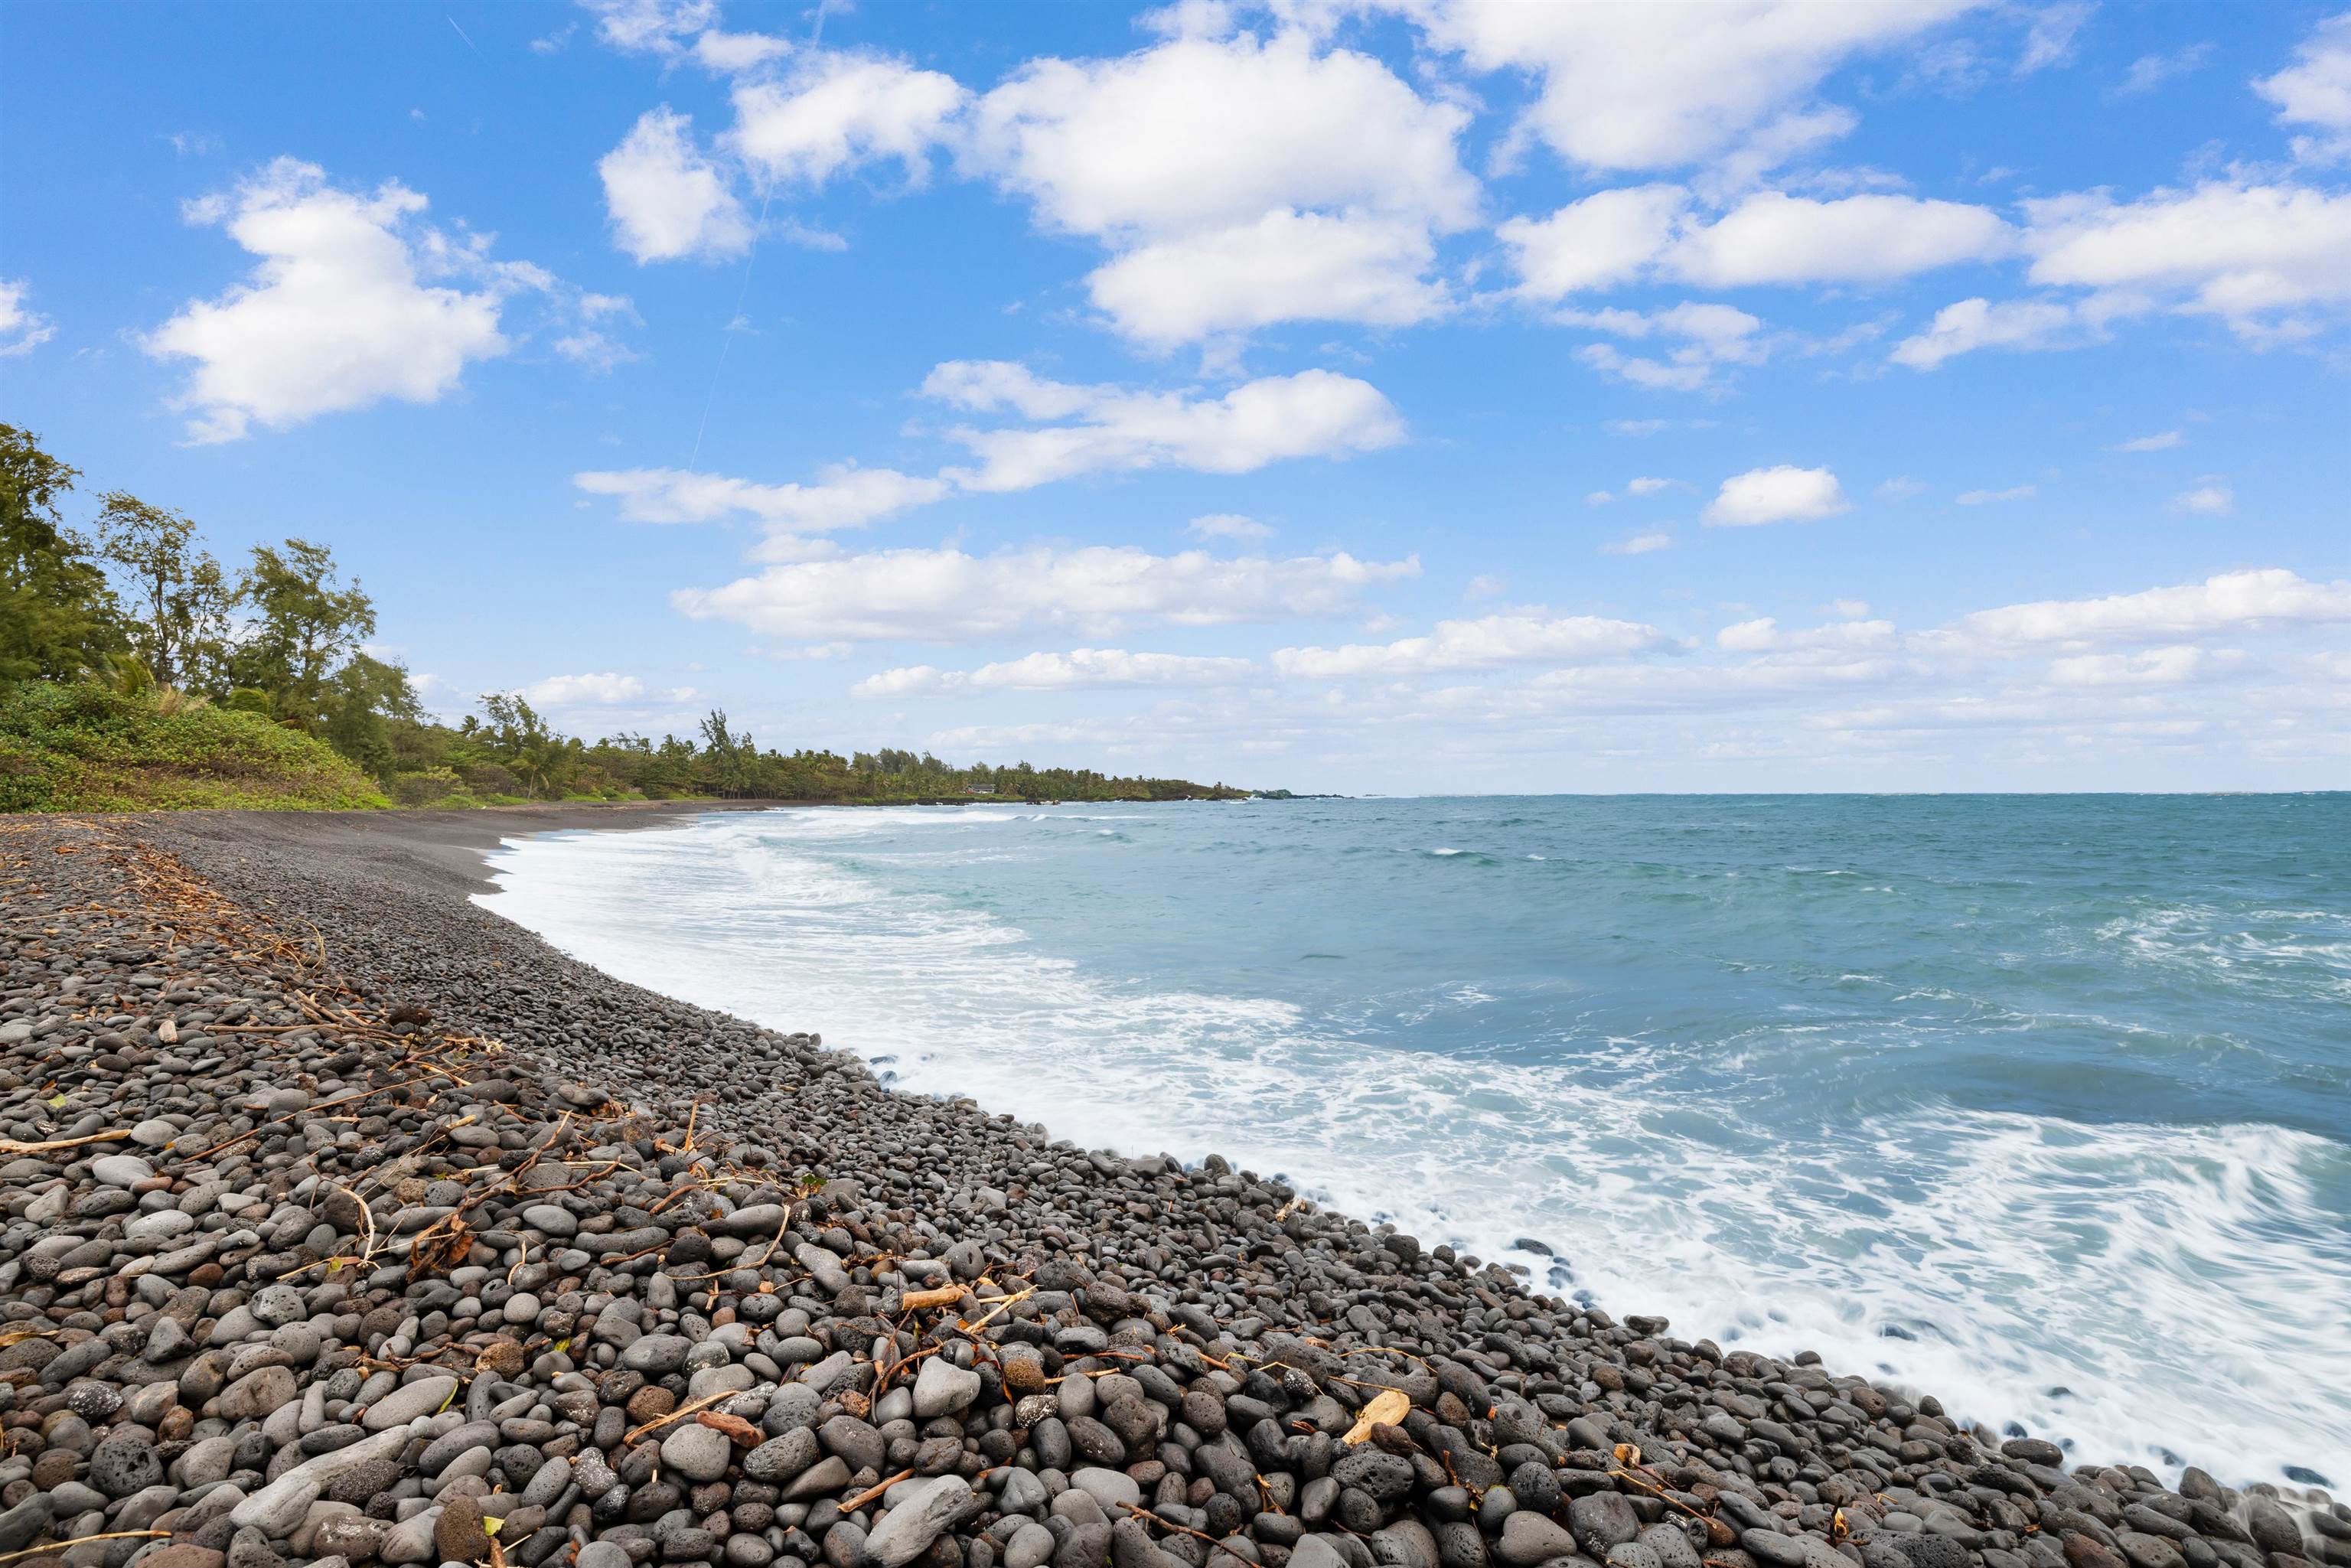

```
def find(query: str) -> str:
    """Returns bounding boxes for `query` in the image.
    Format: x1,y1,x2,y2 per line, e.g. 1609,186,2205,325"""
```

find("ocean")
478,794,2351,1492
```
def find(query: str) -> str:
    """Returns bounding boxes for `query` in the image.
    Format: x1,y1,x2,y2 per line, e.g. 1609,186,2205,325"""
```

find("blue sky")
5,0,2347,793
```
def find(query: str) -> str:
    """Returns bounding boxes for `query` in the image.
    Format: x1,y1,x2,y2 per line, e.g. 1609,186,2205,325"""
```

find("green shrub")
458,760,522,797
0,680,389,811
387,767,465,807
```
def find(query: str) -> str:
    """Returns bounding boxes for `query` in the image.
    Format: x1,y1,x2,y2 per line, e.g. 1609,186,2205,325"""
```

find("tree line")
0,424,1246,807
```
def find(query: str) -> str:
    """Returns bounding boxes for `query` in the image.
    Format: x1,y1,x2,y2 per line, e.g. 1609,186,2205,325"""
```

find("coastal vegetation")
0,424,1244,810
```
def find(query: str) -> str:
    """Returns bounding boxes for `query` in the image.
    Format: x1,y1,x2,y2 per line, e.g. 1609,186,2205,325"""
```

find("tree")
233,539,376,722
322,652,423,776
0,424,120,684
475,692,579,797
699,707,754,794
94,491,233,690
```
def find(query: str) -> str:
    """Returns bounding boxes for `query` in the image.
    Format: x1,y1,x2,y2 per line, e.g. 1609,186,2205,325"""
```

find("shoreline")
1,809,2340,1568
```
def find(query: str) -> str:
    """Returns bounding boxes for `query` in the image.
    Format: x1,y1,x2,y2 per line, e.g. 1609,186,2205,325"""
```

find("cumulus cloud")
1942,569,2351,649
1496,184,1687,295
675,544,1420,641
1400,0,1973,174
1188,513,1272,541
0,279,54,357
926,362,1406,491
518,672,683,705
1084,210,1446,346
1704,465,1850,525
578,362,1399,553
966,31,1477,240
2046,645,2238,687
2255,11,2351,163
1601,531,1674,556
693,28,790,73
729,51,967,187
143,158,519,442
1956,484,2035,504
2021,183,2351,334
963,30,1476,344
2171,483,2235,516
1667,191,2013,286
1566,302,1767,392
582,0,718,58
1889,295,2085,369
2111,430,2183,452
1716,616,1894,652
1273,612,1675,680
1502,187,2010,298
600,108,752,262
573,465,951,533
854,647,1256,697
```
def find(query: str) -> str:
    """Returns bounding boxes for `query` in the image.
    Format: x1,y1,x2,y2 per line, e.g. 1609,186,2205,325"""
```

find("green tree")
476,692,579,797
0,425,120,684
93,491,233,691
322,651,423,777
233,539,376,723
699,707,754,795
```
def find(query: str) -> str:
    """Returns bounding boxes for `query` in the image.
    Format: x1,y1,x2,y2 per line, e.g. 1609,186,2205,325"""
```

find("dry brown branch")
838,1469,917,1513
0,1129,132,1156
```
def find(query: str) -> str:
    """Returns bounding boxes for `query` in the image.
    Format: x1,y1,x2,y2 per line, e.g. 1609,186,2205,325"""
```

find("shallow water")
479,794,2351,1491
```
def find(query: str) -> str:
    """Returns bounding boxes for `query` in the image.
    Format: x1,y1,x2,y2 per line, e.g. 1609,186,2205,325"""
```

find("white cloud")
854,647,1256,697
143,158,513,442
2115,43,2212,97
2047,645,2236,687
600,107,752,262
1876,476,1928,500
1664,190,2012,288
729,51,967,187
2255,11,2351,163
1601,530,1674,556
573,465,951,533
0,279,54,357
1498,184,1686,295
1503,187,2010,298
1625,476,1677,496
1890,295,2083,369
926,362,1406,491
1717,616,1895,652
676,543,1420,641
1188,512,1272,541
2171,483,2235,517
1568,301,1767,392
1704,464,1850,525
1403,0,1973,173
520,672,649,705
1668,191,2012,285
693,29,791,73
966,31,1477,240
2023,182,2351,332
1273,612,1674,679
964,30,1474,344
2110,429,2183,452
1085,210,1446,346
582,0,717,57
1956,484,2036,504
2017,2,2095,73
1944,569,2351,649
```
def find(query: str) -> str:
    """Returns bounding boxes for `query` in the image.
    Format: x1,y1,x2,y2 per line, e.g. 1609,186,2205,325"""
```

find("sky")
4,0,2348,794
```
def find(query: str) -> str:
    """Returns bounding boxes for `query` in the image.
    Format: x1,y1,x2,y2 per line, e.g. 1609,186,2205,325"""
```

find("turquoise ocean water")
481,795,2351,1491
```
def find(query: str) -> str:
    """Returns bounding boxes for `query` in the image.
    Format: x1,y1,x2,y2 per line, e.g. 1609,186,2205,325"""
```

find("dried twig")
839,1469,917,1513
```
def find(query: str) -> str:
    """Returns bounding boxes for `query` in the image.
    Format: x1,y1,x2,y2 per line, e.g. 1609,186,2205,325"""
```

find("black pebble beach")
3,809,2344,1568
